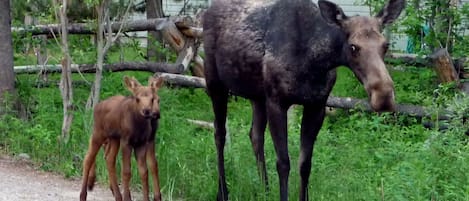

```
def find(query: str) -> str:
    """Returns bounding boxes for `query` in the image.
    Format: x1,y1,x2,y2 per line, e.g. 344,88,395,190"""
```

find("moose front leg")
135,144,150,201
121,142,133,201
146,140,162,201
299,105,325,201
208,87,229,201
266,100,290,201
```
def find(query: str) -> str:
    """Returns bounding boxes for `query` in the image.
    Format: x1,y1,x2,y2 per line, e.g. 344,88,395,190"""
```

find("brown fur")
79,76,164,201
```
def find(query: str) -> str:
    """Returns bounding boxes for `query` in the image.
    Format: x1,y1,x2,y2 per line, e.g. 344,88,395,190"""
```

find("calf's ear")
123,76,142,93
318,0,348,26
149,76,164,92
376,0,406,26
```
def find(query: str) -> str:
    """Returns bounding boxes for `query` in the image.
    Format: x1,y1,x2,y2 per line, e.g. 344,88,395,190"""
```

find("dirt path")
0,155,115,201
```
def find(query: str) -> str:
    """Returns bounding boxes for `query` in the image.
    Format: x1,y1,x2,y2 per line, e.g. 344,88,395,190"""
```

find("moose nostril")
143,109,151,116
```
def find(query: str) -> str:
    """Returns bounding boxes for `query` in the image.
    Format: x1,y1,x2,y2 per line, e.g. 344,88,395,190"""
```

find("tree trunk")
0,0,16,114
147,0,165,62
55,0,74,143
87,0,110,110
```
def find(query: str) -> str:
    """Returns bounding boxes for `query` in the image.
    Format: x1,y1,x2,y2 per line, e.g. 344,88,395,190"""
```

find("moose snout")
368,83,396,112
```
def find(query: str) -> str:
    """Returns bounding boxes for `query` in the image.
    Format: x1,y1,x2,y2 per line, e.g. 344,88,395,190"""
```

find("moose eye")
350,44,360,55
136,97,140,103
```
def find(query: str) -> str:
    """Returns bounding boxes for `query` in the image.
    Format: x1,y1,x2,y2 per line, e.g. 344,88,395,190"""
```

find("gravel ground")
0,154,115,201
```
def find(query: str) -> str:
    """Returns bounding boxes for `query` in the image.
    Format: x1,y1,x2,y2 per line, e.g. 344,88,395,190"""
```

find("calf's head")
150,77,164,120
319,0,405,112
124,76,164,118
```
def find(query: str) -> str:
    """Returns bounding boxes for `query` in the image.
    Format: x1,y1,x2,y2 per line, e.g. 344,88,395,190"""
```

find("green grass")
2,35,469,200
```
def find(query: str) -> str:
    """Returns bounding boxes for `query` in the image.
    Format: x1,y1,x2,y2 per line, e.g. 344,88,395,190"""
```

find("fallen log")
387,52,467,75
155,73,452,120
14,62,185,74
11,17,202,38
386,53,430,66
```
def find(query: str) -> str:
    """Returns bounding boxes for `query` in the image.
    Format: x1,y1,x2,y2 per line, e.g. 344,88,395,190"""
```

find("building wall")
159,0,409,50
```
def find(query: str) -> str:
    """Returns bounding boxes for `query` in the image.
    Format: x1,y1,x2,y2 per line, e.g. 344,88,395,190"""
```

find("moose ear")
376,0,406,26
318,0,348,26
124,76,141,93
148,76,164,91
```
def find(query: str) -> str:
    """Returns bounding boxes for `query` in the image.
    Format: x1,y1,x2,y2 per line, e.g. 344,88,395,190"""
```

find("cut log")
174,38,196,72
186,119,214,129
429,48,459,83
157,18,186,52
191,55,205,77
154,73,452,120
14,62,185,74
155,72,206,88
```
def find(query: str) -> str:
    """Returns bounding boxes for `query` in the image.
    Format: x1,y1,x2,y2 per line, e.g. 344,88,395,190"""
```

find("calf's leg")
146,140,162,201
105,139,122,200
298,105,325,201
80,135,105,201
266,100,290,201
87,160,96,190
121,142,133,201
135,145,150,201
249,100,269,189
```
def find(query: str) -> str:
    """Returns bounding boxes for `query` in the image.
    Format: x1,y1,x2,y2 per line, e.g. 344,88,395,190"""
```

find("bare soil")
0,154,115,201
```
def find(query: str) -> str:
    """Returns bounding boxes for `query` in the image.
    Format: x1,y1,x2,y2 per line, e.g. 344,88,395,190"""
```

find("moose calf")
80,76,164,201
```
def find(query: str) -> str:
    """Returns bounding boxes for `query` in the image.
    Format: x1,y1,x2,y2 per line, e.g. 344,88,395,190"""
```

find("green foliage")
359,0,469,55
4,26,469,201
3,62,469,200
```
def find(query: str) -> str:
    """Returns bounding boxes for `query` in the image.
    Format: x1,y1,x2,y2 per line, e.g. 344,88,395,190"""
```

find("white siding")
163,0,209,16
131,0,468,51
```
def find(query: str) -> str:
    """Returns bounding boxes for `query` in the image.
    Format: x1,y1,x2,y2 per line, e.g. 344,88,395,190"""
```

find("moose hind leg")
121,143,133,201
105,139,122,201
266,100,290,201
80,136,104,201
249,100,269,190
208,86,229,201
298,105,325,201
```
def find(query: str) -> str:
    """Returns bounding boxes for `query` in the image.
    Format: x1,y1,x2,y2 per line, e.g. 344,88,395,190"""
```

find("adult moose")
80,76,164,201
203,0,405,200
